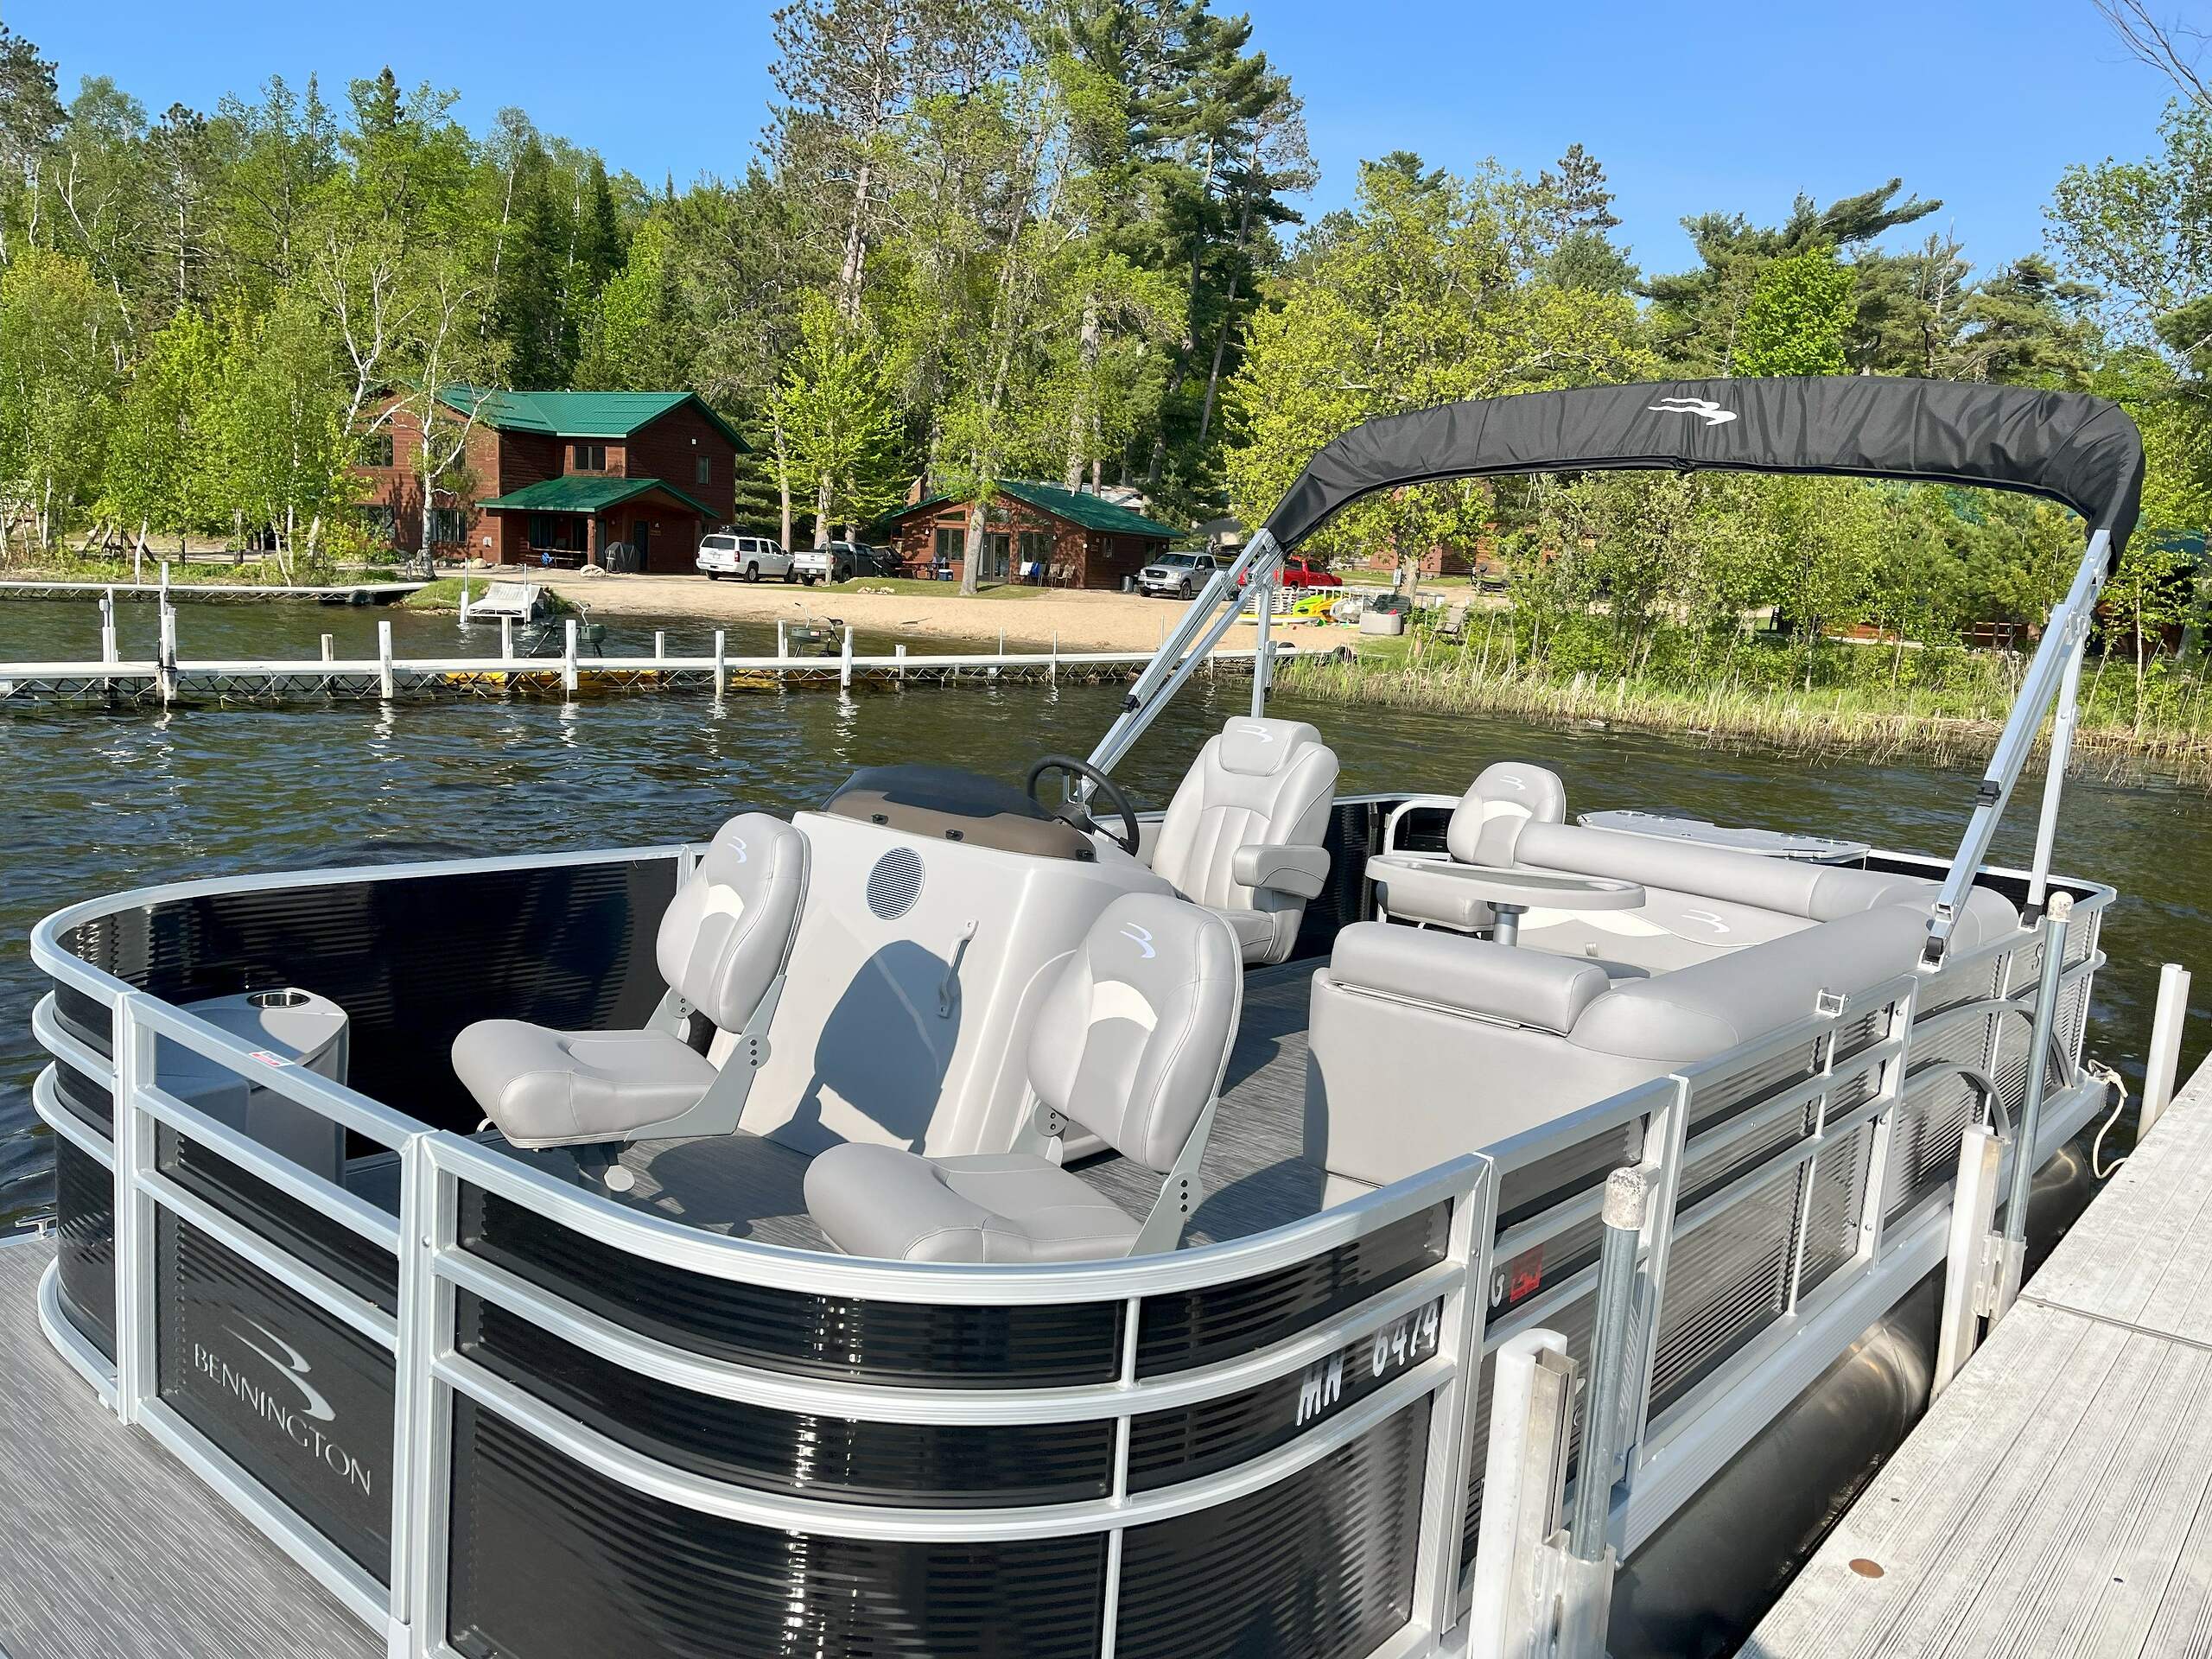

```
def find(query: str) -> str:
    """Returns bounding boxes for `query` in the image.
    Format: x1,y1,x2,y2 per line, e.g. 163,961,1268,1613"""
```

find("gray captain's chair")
804,893,1242,1262
452,813,808,1181
1145,716,1339,965
1373,761,1567,931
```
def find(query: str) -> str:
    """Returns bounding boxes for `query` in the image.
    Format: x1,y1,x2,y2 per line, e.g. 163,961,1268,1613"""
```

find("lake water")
2,596,2205,1229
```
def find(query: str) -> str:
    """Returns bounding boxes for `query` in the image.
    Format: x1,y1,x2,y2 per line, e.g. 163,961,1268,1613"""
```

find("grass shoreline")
1281,645,2212,787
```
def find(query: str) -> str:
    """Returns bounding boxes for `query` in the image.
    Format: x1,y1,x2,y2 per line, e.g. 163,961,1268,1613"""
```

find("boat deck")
0,1236,377,1659
567,956,1328,1249
1749,1048,2212,1659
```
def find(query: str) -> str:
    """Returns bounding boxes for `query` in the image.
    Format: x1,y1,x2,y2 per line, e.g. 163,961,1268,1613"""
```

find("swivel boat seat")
451,811,809,1188
1371,761,1567,932
804,893,1242,1262
1144,716,1340,966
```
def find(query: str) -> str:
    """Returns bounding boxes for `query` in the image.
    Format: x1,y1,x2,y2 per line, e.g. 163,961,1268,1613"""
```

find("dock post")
1934,1122,2005,1395
777,620,788,659
2141,963,2195,1140
99,588,117,664
654,630,665,662
839,624,854,689
458,577,472,624
499,614,514,664
320,632,335,696
377,620,396,700
1050,632,1058,683
895,642,906,687
1996,893,2075,1316
712,630,726,703
1469,1330,1573,1655
156,597,178,704
563,619,579,695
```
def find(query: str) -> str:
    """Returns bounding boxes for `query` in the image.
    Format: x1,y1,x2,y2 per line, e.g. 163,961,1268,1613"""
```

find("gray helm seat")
452,812,808,1152
804,893,1242,1262
1372,762,1567,932
1146,716,1340,966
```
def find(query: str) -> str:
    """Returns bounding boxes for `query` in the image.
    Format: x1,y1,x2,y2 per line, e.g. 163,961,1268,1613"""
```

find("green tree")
1224,153,1652,569
573,217,694,391
99,306,223,552
771,296,904,542
208,287,357,574
0,248,121,553
1734,245,1858,377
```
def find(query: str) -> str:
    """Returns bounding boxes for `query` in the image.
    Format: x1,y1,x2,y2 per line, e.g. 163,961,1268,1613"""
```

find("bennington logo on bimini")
1647,395,1738,427
194,1314,372,1496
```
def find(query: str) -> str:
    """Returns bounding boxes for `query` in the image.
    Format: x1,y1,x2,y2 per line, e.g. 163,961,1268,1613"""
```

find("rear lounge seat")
1304,884,2019,1201
1450,820,1963,977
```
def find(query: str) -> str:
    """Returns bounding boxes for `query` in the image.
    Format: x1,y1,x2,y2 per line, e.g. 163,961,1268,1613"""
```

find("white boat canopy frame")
1090,375,2148,968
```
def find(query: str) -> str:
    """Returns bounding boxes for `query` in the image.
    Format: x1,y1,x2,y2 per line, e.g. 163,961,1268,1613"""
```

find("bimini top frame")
1094,376,2147,969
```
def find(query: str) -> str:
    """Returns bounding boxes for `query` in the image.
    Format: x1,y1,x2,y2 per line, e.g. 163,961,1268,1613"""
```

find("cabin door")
632,518,650,572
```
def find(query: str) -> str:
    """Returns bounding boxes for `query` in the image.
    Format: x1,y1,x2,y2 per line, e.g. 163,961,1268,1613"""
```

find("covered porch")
475,476,718,575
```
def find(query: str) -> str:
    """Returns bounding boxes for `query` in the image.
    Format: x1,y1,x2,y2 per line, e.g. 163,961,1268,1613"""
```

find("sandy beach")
533,571,1313,653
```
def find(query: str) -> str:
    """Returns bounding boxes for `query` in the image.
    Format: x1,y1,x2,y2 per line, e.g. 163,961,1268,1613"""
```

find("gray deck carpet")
560,958,1329,1251
0,1237,380,1659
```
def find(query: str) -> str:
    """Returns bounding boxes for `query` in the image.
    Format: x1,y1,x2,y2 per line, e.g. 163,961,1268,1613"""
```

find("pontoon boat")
18,376,2137,1658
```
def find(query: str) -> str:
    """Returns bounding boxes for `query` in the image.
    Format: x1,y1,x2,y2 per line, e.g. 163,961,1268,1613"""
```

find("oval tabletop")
1365,855,1646,912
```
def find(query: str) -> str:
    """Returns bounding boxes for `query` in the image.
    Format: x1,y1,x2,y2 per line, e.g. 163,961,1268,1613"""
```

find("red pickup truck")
1239,556,1341,589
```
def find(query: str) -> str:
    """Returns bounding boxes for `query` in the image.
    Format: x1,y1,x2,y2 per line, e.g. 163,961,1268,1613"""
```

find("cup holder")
247,988,310,1010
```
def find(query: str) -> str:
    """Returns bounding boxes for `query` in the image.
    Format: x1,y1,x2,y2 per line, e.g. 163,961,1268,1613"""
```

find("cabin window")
358,430,393,467
359,505,397,543
696,456,712,485
933,526,962,569
429,508,468,546
571,442,607,472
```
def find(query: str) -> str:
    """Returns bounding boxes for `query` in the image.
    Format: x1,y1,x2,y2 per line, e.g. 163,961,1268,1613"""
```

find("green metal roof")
439,387,749,452
476,474,721,517
888,479,1180,539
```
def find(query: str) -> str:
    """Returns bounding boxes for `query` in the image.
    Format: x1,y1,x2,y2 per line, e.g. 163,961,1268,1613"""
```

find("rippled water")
3,596,2205,1229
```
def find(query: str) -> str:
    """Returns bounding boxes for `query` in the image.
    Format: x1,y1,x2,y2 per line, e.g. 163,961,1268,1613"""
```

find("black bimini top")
1259,377,2146,568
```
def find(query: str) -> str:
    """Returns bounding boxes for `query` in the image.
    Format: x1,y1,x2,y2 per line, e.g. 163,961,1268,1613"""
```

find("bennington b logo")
1120,922,1157,959
1647,396,1738,427
226,1316,335,1421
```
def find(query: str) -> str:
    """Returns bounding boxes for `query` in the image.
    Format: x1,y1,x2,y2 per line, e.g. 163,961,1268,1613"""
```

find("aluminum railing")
26,842,2114,1659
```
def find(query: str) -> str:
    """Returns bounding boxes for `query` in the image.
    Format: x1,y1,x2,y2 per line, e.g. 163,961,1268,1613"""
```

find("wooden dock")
1748,1046,2212,1659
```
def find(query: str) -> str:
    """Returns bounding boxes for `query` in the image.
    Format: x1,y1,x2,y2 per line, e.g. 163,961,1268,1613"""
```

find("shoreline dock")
0,623,1294,707
1748,1040,2212,1659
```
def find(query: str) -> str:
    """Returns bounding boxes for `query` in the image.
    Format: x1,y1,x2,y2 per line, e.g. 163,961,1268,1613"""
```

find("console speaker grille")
866,847,925,919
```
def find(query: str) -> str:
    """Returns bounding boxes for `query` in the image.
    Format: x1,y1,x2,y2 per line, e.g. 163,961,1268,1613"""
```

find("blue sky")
10,0,2179,278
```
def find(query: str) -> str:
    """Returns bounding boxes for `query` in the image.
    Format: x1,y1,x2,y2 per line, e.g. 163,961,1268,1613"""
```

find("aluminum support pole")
2025,621,2088,916
1926,529,2109,967
1087,529,1282,774
1996,894,2074,1314
1249,573,1275,716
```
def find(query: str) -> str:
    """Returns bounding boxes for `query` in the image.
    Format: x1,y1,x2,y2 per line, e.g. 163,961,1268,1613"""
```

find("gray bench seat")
1306,885,2020,1199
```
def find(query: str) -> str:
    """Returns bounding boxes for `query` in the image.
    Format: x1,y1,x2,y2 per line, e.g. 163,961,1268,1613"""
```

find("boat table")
1365,855,1644,945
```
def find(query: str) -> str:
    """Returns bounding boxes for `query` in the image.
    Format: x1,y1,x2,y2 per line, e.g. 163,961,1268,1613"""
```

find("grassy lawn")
6,552,406,587
817,575,1045,600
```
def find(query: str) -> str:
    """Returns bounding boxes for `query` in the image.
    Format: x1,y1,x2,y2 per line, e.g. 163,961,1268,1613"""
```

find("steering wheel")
1025,755,1141,857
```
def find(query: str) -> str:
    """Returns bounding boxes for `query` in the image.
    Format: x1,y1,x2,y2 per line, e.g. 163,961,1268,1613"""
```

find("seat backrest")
1026,893,1242,1172
1503,821,1942,923
655,812,810,1031
1149,717,1339,911
1447,762,1567,864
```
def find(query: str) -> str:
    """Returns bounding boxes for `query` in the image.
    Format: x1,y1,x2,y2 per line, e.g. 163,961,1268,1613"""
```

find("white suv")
696,532,796,582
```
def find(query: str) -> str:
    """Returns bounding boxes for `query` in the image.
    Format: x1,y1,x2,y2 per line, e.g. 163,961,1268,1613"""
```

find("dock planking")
1748,1047,2212,1659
